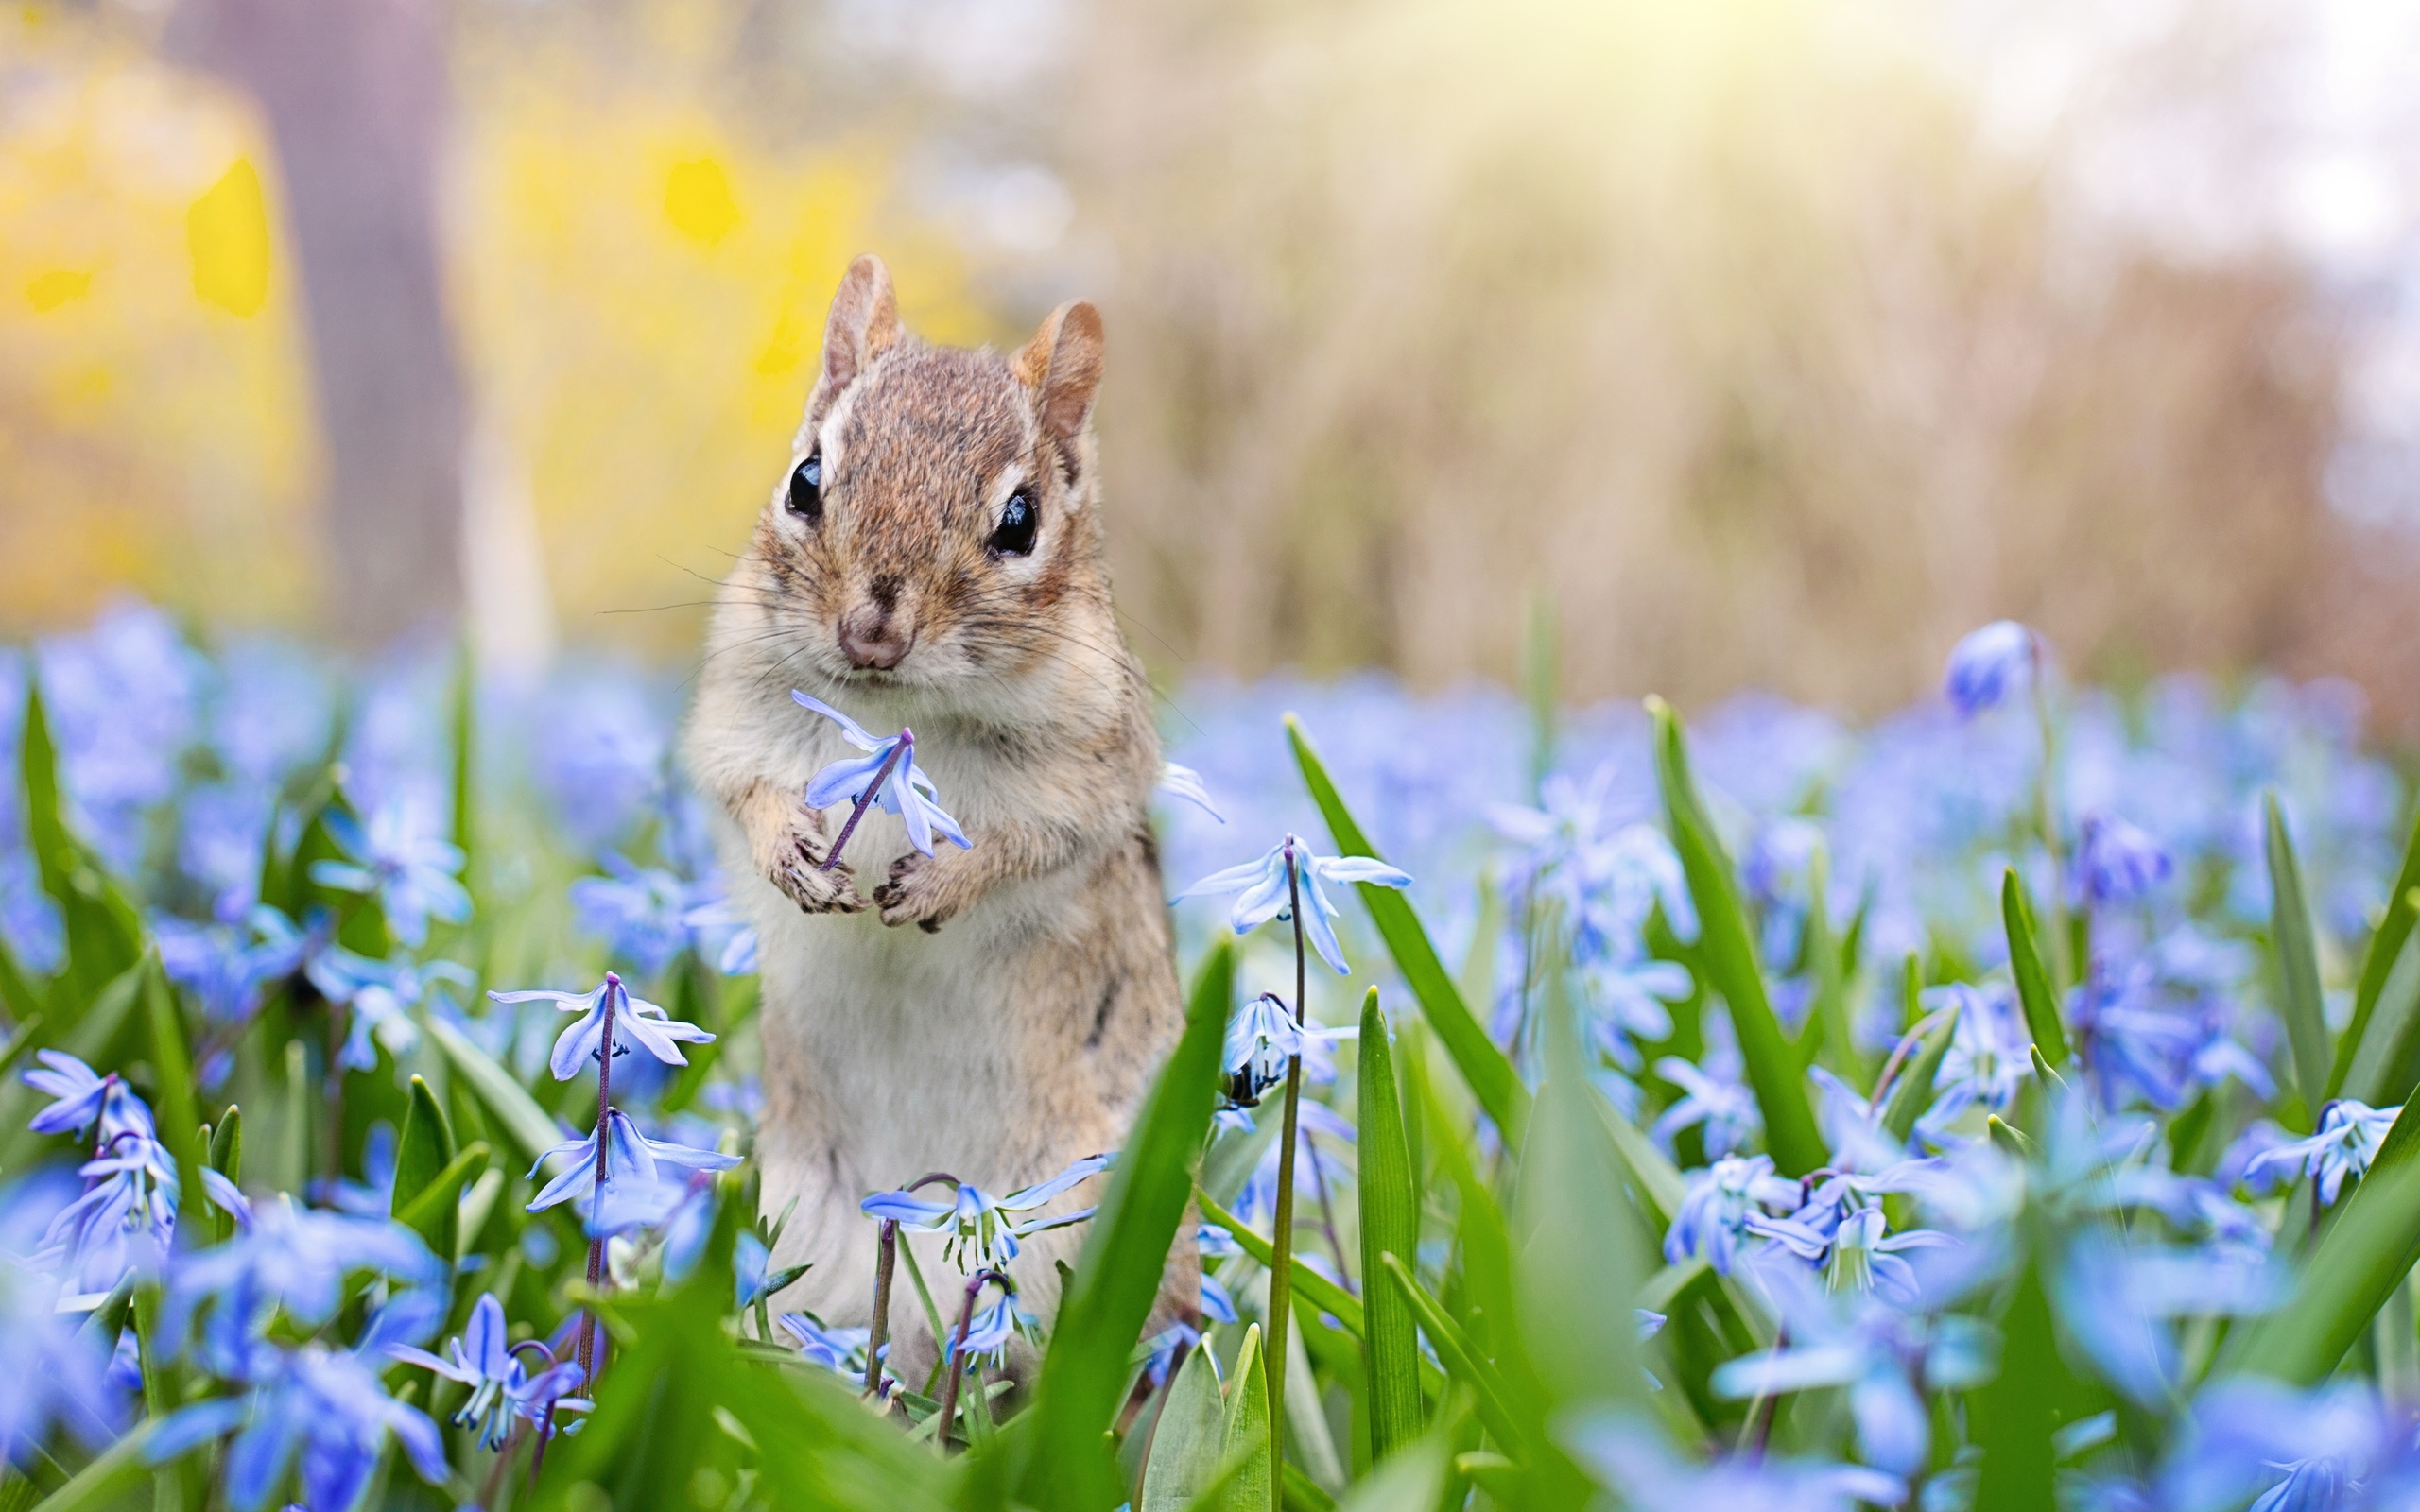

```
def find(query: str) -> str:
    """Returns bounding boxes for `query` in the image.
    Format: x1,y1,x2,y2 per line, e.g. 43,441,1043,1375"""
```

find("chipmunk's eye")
787,452,823,523
990,488,1038,557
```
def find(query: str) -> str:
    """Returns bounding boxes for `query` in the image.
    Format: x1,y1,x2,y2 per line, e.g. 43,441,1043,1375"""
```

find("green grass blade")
21,680,144,1013
2332,806,2420,1100
2002,869,2067,1066
141,954,205,1238
207,1106,241,1184
424,1013,563,1161
1286,716,1530,1143
392,1143,491,1261
1881,1013,1957,1145
449,635,476,864
1217,1325,1274,1512
1194,1190,1363,1337
1646,697,1824,1176
1356,989,1425,1462
27,1421,157,1512
2228,1102,2420,1383
2266,793,2333,1114
1377,1255,1527,1458
1970,1251,2060,1512
1598,1098,1685,1229
1018,939,1231,1511
1140,1344,1227,1512
395,1074,458,1205
2349,932,2420,1106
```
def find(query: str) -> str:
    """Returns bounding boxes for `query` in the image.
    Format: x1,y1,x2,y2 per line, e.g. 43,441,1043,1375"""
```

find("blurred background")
8,0,2420,727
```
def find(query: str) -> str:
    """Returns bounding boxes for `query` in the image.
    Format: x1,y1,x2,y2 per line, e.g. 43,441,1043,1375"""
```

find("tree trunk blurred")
171,0,464,649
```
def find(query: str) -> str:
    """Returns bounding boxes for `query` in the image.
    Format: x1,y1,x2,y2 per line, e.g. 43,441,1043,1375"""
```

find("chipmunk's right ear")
817,254,901,395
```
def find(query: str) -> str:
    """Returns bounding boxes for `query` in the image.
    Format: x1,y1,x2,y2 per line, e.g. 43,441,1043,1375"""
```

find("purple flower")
23,1049,124,1140
2249,1099,2400,1206
0,1174,127,1465
790,692,970,856
1175,835,1411,975
490,971,715,1083
1664,1155,1799,1275
1651,1057,1761,1160
1943,620,2043,718
569,854,717,976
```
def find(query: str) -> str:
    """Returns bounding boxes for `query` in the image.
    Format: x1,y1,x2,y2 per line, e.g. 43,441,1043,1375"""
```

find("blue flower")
490,971,715,1083
2249,1098,2400,1206
780,1311,874,1379
679,894,759,975
310,950,474,1073
1236,1102,1357,1229
0,1174,127,1465
946,1290,1036,1371
2075,813,2173,909
1222,991,1357,1107
1711,1266,1992,1477
790,692,970,856
161,1200,444,1371
2049,1229,2286,1405
2159,1378,2420,1512
569,854,716,976
860,1153,1112,1272
1912,984,2031,1137
23,1049,125,1141
1943,620,2042,718
1158,761,1225,822
524,1109,740,1217
389,1293,587,1451
147,1326,449,1512
1175,835,1412,974
153,904,310,1029
1663,1155,1800,1275
308,799,472,947
1651,1056,1761,1160
1562,1408,1905,1512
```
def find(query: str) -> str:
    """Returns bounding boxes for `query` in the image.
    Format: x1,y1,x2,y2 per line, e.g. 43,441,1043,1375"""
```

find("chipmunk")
683,255,1193,1382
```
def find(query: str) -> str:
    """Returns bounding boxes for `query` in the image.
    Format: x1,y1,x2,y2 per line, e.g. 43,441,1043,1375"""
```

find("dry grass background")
6,0,2419,726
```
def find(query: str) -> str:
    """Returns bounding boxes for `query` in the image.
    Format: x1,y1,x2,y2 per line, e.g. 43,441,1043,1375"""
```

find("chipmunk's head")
754,254,1111,696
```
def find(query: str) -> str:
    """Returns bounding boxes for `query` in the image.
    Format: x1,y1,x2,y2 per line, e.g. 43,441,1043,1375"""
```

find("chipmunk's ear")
1013,301,1104,447
819,254,901,393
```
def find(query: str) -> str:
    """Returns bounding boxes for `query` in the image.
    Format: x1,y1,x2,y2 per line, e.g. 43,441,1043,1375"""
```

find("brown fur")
683,255,1193,1386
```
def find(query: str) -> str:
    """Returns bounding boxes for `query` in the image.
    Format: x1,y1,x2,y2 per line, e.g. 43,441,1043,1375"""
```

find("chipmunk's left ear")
1014,301,1104,447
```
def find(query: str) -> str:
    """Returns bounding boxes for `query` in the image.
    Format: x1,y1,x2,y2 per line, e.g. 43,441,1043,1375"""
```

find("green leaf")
1140,1344,1227,1512
207,1105,242,1184
1017,939,1231,1511
1218,1325,1274,1512
26,1420,158,1512
1598,1097,1685,1229
1799,845,1860,1088
395,1075,458,1209
2267,793,2333,1114
20,680,144,1013
2332,806,2420,1101
393,1143,491,1262
1881,1013,1957,1145
1194,1190,1363,1337
1287,716,1530,1143
0,933,42,1026
1378,1255,1527,1458
2227,1105,2420,1383
0,961,141,1177
1357,989,1425,1463
2002,869,2068,1066
2346,930,2420,1106
1647,697,1824,1177
449,636,476,864
1970,1250,2061,1512
1331,1438,1445,1512
141,954,205,1238
424,1013,563,1162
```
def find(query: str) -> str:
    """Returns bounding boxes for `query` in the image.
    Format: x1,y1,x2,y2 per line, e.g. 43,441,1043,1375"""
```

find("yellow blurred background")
6,0,2420,725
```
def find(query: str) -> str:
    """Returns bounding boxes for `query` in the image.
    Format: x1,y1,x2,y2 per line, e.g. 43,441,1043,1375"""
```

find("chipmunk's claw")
874,851,960,932
771,831,866,916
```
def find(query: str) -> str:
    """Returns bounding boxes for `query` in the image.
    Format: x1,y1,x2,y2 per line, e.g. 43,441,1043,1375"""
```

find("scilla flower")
1664,1155,1800,1275
2251,1099,2402,1206
2074,813,2173,909
1223,991,1357,1107
491,971,714,1082
1943,620,2041,718
790,692,970,856
307,799,472,947
860,1154,1112,1272
1175,834,1412,974
524,1110,740,1216
389,1294,587,1451
1158,762,1225,822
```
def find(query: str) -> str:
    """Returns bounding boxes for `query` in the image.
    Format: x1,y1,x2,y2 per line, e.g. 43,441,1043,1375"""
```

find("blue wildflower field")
4,598,2420,1512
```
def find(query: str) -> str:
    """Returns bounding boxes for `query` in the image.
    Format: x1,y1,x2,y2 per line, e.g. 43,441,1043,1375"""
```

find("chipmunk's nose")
838,581,911,671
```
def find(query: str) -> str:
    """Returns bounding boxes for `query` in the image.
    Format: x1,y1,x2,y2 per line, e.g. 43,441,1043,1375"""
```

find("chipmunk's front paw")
873,851,965,934
769,829,867,917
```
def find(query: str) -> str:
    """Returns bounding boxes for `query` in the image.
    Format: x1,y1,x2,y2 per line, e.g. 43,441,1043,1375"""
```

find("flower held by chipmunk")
791,692,970,857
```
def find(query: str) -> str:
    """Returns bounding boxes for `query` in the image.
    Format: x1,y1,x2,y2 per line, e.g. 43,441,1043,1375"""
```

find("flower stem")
577,974,621,1391
821,732,911,872
866,1218,898,1398
933,1269,994,1452
1262,841,1306,1512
